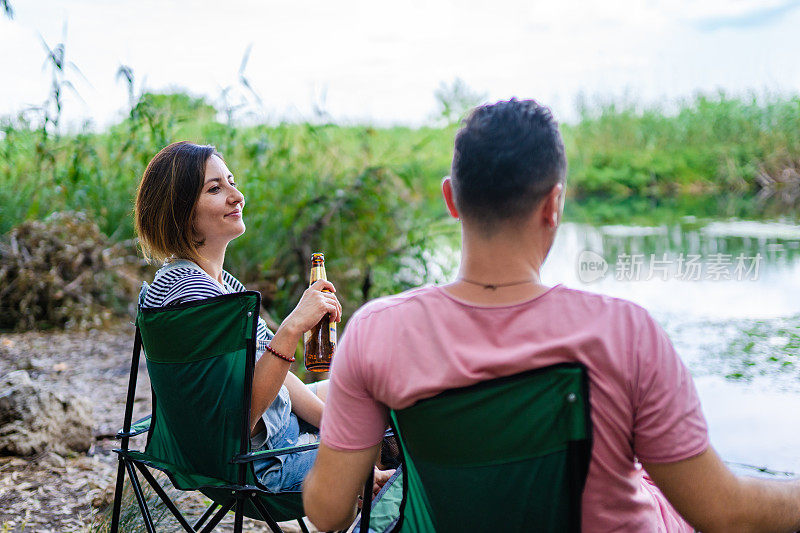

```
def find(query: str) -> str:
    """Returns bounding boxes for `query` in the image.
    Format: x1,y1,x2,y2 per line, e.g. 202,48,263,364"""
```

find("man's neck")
444,226,552,305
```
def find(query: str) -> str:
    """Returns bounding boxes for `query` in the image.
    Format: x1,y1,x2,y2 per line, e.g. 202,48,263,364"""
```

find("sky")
1,0,800,130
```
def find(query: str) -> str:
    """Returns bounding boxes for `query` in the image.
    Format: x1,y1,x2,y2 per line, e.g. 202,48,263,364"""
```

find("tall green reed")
2,79,799,320
564,91,800,199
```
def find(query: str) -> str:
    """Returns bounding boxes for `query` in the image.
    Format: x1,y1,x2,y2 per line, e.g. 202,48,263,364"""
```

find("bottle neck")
309,263,327,283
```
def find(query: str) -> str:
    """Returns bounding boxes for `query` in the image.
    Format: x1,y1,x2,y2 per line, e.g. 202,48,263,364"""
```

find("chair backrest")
389,363,591,533
137,291,261,490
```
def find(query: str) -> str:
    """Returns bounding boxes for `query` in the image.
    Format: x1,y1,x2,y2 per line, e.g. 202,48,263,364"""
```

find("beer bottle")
303,252,336,372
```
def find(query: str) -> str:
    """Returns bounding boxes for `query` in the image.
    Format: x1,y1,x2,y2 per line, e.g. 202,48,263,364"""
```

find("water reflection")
540,219,800,473
595,219,800,269
543,220,800,319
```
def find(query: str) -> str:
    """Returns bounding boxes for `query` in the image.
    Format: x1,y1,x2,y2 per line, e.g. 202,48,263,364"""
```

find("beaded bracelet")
265,343,296,363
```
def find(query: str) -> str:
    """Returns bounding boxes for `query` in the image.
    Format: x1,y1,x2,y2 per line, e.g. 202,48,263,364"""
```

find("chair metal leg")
251,496,285,533
133,462,196,532
124,460,156,533
193,501,220,530
199,500,235,533
297,517,311,533
234,500,244,533
359,468,375,533
109,457,127,532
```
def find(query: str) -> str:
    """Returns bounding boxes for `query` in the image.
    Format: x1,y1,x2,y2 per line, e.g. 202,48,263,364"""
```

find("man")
303,98,800,532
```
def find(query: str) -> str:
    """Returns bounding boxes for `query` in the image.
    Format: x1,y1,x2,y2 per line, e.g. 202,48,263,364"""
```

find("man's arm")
644,446,800,533
303,443,379,531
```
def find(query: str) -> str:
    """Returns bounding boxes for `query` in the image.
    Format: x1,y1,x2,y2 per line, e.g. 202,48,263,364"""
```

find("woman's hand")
372,467,395,496
357,468,396,509
250,280,341,433
282,279,343,337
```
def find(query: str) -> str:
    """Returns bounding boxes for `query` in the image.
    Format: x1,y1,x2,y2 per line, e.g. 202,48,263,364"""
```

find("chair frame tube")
110,327,143,532
192,501,220,530
198,500,235,533
125,460,156,533
134,461,197,532
252,497,286,533
110,294,310,533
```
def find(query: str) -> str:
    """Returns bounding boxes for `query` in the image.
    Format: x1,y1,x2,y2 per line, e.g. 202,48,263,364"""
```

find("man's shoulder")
345,284,656,338
351,284,652,319
555,285,652,319
351,285,440,322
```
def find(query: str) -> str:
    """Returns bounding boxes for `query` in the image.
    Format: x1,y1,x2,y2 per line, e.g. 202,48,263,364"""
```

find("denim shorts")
252,382,322,493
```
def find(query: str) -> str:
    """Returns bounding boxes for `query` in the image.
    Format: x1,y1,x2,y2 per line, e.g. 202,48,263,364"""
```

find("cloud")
691,0,800,31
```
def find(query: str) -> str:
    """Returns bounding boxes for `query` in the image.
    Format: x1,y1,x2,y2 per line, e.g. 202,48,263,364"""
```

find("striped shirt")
140,259,291,452
141,260,274,356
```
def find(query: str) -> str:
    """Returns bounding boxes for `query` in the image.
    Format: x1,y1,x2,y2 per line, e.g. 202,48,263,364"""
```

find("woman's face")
193,155,246,247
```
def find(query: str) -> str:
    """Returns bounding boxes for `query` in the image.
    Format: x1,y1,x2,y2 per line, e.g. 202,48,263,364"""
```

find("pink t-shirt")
321,284,708,532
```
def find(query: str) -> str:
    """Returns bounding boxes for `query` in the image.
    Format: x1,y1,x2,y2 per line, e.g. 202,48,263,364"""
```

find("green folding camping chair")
357,363,593,533
110,291,317,533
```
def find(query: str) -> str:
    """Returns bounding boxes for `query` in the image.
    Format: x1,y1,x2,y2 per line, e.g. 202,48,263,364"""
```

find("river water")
543,218,800,476
441,216,800,476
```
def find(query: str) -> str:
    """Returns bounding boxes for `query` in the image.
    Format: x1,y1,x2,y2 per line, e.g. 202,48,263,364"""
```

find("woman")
134,141,342,493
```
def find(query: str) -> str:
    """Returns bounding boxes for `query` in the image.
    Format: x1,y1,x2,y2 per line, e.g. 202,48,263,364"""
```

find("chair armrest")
231,441,320,463
232,428,392,463
116,415,152,439
230,427,390,464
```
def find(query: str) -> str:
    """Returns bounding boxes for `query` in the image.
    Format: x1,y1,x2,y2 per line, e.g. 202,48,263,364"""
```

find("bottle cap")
311,252,325,261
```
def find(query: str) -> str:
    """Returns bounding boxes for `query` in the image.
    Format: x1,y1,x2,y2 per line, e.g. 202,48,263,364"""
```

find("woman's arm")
283,371,324,428
249,279,341,432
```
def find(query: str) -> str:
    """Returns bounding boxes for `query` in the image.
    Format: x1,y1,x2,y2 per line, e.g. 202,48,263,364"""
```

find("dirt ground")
0,322,315,532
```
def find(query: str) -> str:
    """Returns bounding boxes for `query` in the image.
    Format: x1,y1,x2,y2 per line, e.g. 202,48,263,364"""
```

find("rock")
0,370,94,456
91,486,114,509
39,450,67,469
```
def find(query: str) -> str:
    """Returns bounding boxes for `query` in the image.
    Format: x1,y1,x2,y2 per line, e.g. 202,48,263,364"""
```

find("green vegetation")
2,89,799,324
565,92,800,200
0,92,458,323
90,474,188,533
1,0,13,19
563,193,792,226
721,315,800,382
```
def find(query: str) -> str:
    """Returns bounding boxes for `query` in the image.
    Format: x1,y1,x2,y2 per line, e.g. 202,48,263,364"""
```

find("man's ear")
542,183,563,228
442,177,459,219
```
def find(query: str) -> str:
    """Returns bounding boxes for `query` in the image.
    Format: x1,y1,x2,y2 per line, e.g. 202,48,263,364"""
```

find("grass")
0,93,457,321
90,475,186,533
2,90,799,321
565,91,800,199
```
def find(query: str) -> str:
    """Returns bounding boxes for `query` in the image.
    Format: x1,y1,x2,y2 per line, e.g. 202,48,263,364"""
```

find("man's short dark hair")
451,98,567,232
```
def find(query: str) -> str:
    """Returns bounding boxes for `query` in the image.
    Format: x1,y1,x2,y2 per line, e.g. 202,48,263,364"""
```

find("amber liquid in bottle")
303,252,336,372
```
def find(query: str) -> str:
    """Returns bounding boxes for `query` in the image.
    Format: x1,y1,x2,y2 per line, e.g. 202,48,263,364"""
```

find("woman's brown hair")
134,141,222,264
